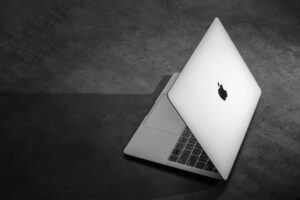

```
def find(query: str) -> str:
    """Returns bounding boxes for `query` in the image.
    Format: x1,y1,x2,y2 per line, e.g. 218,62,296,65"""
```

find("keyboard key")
192,148,202,155
205,161,214,171
188,137,197,144
169,155,179,162
198,155,208,162
178,150,191,164
198,158,207,163
195,161,206,169
200,152,208,158
187,155,198,167
182,129,191,137
195,143,202,149
178,137,188,143
185,143,194,150
172,148,182,156
175,142,185,149
213,167,218,173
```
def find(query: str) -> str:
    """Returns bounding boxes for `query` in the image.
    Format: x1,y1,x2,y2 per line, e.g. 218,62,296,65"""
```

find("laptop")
124,17,261,180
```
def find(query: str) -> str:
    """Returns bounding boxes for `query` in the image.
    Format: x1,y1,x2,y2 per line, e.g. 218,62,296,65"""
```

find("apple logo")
218,82,227,101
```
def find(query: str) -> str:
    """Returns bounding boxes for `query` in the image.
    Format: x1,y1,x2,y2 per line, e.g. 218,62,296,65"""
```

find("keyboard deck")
168,128,218,173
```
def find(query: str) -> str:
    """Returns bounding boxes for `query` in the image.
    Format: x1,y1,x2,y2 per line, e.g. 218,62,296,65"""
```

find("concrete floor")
0,0,299,199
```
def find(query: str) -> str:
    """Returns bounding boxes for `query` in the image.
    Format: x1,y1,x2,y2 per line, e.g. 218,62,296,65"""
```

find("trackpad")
144,95,185,134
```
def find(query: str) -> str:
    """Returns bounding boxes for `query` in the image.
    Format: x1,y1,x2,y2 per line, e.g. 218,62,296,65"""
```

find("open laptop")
124,18,261,180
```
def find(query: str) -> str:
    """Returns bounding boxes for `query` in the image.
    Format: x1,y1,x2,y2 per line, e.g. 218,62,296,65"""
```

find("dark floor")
0,0,299,200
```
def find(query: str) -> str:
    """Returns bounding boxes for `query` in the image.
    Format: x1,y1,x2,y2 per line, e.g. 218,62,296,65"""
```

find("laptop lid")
168,18,261,180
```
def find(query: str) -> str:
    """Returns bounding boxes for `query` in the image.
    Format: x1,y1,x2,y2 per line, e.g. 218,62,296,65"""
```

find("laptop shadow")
0,75,227,200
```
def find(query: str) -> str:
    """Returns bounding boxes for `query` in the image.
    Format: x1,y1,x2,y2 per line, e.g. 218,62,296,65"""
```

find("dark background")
0,0,299,199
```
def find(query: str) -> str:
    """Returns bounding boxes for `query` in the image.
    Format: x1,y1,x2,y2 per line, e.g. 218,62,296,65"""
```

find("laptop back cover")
168,18,261,180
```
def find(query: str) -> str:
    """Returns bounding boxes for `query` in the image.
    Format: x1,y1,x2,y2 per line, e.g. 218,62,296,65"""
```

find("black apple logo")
218,82,227,101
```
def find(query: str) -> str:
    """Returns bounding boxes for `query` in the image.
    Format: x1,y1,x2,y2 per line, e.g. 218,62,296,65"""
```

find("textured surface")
0,0,299,199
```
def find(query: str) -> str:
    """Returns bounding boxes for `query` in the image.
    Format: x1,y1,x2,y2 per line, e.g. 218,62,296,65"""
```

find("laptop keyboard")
168,128,218,173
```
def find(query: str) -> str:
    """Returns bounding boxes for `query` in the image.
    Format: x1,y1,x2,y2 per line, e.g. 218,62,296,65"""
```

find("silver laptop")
124,18,261,180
